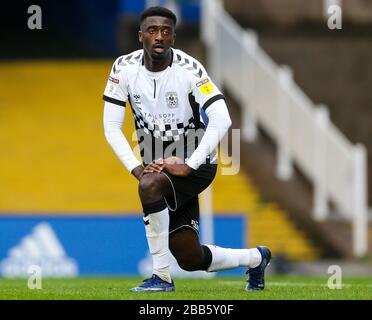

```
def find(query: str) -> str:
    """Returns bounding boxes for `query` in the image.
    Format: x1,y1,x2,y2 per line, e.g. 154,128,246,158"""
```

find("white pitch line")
268,282,372,288
218,281,372,288
268,282,338,287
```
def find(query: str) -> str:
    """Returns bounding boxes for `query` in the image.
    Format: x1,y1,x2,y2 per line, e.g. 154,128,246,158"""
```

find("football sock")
204,245,262,272
143,207,172,283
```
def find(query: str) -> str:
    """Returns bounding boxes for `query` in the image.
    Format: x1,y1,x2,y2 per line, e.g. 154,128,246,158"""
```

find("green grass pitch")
0,276,372,300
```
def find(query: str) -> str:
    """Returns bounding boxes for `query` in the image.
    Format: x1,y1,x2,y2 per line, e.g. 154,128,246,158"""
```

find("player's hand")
143,158,165,174
143,157,184,174
160,157,193,177
142,157,193,177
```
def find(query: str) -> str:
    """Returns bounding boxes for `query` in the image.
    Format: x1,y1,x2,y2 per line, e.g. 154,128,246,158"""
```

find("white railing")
201,0,368,257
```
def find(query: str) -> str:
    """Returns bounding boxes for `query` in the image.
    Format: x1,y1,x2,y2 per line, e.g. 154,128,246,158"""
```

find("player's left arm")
185,74,232,171
185,98,231,171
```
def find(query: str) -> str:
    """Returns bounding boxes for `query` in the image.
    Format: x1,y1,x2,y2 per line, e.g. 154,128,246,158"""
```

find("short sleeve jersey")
103,48,224,165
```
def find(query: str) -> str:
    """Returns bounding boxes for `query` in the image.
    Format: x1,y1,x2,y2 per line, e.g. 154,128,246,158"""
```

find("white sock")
205,245,262,272
143,208,172,283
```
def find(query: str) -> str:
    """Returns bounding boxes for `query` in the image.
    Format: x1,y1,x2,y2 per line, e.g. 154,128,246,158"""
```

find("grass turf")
0,276,372,300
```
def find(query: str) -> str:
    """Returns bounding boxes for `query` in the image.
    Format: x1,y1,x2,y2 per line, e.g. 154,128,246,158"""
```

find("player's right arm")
103,58,142,178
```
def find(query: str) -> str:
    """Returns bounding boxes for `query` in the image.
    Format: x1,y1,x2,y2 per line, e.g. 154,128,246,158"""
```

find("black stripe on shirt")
103,95,126,107
202,94,225,111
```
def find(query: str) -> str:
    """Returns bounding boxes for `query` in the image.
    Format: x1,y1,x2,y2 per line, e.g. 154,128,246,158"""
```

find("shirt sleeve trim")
103,95,126,107
202,94,225,111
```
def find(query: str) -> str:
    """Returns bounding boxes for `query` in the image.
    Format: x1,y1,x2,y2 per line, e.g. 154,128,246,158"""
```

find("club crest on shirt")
165,92,178,108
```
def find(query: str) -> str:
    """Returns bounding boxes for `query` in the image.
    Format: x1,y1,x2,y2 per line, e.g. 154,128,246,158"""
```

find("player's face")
139,16,175,61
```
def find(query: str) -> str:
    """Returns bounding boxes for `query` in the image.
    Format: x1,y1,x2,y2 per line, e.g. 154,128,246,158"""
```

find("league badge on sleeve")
196,78,214,95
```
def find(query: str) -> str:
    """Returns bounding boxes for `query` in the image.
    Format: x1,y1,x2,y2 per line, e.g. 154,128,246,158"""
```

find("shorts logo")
165,92,178,108
109,76,120,84
196,78,214,95
191,220,199,231
133,94,141,104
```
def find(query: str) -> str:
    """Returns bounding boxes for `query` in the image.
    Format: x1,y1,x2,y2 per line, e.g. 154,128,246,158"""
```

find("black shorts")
161,163,217,235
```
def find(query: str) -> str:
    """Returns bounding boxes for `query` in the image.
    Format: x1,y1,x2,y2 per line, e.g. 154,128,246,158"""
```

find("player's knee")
138,173,162,195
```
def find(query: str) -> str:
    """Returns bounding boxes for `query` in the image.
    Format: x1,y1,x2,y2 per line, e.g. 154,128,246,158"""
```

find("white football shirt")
103,48,228,169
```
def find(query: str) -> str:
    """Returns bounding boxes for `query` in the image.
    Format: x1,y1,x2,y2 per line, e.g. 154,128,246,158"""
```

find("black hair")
140,6,177,26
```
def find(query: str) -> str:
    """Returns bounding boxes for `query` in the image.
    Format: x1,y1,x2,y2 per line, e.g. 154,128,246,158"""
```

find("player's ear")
138,30,143,43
